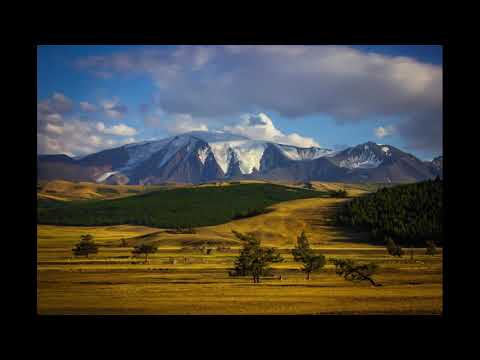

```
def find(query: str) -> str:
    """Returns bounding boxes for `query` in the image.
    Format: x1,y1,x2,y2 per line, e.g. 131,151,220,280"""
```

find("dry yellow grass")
38,180,160,201
37,182,442,315
37,251,442,315
37,225,159,248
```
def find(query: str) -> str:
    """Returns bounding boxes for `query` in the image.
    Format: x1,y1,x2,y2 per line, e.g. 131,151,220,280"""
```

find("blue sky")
37,45,442,160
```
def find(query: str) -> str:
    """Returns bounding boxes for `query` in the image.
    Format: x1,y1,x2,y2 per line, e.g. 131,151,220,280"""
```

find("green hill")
335,178,443,246
37,183,335,228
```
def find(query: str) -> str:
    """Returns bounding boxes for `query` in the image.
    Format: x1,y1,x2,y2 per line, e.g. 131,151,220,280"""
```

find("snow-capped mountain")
329,142,397,169
37,131,442,184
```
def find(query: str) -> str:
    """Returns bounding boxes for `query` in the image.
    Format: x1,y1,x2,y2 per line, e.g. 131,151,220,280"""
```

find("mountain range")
37,131,442,184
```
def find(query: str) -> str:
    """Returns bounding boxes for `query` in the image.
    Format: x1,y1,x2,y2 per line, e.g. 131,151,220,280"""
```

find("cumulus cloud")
45,123,64,135
37,92,73,115
374,125,396,139
143,110,209,134
80,101,98,112
38,120,136,156
165,114,209,133
37,93,137,156
96,122,137,136
75,45,442,152
100,97,128,119
224,113,320,147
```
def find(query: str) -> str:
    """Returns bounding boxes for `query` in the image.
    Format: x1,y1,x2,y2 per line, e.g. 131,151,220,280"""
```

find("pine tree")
132,243,158,264
385,236,404,257
425,240,437,256
72,234,98,258
230,231,283,283
291,231,326,280
331,258,380,286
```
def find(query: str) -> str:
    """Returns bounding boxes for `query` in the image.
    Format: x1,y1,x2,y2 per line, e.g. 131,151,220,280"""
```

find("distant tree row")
230,230,382,285
72,234,157,263
335,178,442,246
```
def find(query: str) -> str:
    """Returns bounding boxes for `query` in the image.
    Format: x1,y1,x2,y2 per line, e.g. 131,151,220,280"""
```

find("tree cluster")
132,243,158,263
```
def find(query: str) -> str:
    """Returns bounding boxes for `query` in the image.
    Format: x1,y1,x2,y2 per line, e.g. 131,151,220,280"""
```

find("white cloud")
96,122,137,136
37,92,73,115
167,114,209,133
144,112,209,134
37,93,138,156
224,113,320,147
45,113,63,124
80,101,98,112
374,125,395,139
38,120,138,156
100,97,128,119
45,123,64,135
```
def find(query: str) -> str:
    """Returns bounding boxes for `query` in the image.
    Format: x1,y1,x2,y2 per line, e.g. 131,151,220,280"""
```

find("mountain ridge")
38,131,442,184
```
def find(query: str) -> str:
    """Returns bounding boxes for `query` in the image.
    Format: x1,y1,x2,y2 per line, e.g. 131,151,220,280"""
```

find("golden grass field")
37,182,442,315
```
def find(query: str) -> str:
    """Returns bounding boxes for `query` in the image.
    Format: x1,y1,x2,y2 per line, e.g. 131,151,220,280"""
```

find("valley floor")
37,196,442,315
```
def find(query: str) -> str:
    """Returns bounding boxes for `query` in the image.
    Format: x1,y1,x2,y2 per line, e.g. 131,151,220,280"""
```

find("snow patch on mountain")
124,138,171,170
233,142,268,174
209,141,247,173
339,153,382,169
275,144,335,160
158,135,195,168
208,140,270,174
197,146,210,165
185,131,249,143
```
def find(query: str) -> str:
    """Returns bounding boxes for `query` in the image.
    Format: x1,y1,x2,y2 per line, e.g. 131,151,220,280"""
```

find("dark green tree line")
335,179,442,246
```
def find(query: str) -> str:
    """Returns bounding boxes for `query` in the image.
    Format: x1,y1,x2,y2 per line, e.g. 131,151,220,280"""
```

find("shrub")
426,240,437,256
131,243,158,263
72,234,98,258
386,237,404,257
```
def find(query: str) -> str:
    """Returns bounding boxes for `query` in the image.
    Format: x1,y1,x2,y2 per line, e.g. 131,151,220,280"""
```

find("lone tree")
291,231,326,280
132,243,158,264
72,234,98,258
426,240,437,256
331,258,381,287
229,231,283,283
386,237,404,257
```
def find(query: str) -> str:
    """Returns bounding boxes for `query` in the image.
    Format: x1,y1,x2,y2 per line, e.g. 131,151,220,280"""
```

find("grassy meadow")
37,182,442,315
